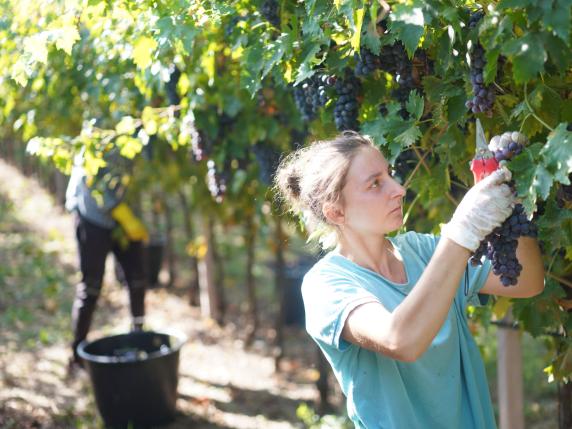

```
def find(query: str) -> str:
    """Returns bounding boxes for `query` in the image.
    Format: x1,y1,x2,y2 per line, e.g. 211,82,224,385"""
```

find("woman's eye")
371,179,380,188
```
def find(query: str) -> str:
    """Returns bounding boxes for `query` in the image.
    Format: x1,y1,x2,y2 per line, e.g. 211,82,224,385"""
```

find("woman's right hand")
441,168,515,252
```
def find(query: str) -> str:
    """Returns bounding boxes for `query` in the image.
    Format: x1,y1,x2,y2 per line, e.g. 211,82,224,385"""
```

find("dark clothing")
65,149,132,228
71,214,146,360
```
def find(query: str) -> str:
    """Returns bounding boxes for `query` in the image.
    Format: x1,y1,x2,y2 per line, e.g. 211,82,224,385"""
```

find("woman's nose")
391,178,406,197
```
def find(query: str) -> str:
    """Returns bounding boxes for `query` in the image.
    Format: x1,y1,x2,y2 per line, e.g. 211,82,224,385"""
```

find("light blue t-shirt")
302,231,496,429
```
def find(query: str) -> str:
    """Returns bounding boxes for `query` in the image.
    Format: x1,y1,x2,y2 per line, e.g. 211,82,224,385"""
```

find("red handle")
470,157,499,184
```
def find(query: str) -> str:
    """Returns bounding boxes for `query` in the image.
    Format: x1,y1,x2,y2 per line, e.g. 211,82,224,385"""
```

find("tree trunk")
244,210,258,348
273,216,287,372
197,214,221,323
178,189,200,306
210,218,226,324
163,197,176,288
558,380,572,429
497,308,524,429
54,169,67,207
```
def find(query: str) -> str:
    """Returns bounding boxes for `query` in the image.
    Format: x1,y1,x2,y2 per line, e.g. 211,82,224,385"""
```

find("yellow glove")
111,203,149,242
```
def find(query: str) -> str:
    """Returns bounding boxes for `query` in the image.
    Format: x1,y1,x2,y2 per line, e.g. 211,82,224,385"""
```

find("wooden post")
558,381,572,429
197,214,221,322
178,189,200,306
244,210,258,347
497,308,524,429
273,216,287,372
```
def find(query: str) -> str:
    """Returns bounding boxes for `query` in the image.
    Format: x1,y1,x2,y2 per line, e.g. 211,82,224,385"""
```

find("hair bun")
287,174,301,198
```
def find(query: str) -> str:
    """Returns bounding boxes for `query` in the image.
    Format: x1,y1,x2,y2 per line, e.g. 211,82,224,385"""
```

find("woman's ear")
323,202,345,226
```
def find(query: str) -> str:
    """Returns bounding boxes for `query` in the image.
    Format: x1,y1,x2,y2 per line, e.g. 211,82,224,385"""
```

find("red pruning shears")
470,119,499,184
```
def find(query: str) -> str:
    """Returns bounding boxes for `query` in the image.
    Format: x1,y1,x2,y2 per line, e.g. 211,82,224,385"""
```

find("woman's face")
339,146,406,236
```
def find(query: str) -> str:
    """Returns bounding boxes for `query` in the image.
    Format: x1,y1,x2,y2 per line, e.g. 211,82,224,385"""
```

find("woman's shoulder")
391,230,440,256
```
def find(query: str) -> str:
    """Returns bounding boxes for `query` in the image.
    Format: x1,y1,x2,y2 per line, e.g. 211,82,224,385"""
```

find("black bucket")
77,330,186,429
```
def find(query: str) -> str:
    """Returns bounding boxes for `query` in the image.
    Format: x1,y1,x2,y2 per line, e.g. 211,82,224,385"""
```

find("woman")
274,131,544,428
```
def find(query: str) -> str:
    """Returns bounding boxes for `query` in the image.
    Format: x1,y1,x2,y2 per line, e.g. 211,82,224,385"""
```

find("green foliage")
0,0,571,383
296,403,352,429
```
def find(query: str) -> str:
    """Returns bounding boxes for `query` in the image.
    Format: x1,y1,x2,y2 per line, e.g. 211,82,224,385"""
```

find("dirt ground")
0,159,339,429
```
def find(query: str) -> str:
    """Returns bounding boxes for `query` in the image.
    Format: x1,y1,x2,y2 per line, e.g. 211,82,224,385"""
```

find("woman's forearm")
514,236,545,296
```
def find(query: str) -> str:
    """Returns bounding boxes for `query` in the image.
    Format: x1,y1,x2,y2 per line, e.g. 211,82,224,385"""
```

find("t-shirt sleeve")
301,267,378,351
462,256,492,307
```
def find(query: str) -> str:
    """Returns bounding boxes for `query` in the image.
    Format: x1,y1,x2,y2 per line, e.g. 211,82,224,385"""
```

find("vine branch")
523,82,554,132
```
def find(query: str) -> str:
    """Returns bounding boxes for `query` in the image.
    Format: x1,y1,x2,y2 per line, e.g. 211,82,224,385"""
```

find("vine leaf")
388,2,425,57
540,0,572,43
540,123,572,184
350,7,365,52
501,32,546,83
132,36,157,69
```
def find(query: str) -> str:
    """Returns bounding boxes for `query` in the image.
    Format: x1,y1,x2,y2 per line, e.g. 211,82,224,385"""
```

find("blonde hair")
274,131,376,249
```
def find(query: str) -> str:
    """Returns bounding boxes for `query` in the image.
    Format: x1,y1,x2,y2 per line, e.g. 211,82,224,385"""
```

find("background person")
65,146,149,371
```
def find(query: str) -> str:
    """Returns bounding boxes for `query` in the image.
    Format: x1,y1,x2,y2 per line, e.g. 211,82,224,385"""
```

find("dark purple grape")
470,204,538,286
333,70,361,131
292,73,334,122
260,0,280,27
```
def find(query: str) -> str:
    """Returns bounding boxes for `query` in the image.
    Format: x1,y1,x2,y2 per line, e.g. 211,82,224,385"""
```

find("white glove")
441,168,515,252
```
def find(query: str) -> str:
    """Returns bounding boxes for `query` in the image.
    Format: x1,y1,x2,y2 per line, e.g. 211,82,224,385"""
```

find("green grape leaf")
541,0,572,43
53,25,81,55
533,164,554,200
497,0,536,8
24,33,49,64
540,123,572,184
294,43,323,85
262,35,289,78
501,32,546,83
350,7,365,52
394,124,422,151
116,136,142,159
361,116,387,148
510,142,542,213
543,33,571,72
116,116,137,135
132,36,158,69
406,91,424,121
388,2,425,57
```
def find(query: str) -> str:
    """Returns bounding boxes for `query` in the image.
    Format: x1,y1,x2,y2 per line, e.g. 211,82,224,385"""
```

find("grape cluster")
260,0,280,27
207,160,227,203
381,42,420,120
293,74,335,122
465,44,496,115
378,42,409,75
488,131,527,162
166,65,181,107
252,142,281,185
355,48,382,77
333,71,360,131
471,204,538,286
468,10,485,29
180,112,207,162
